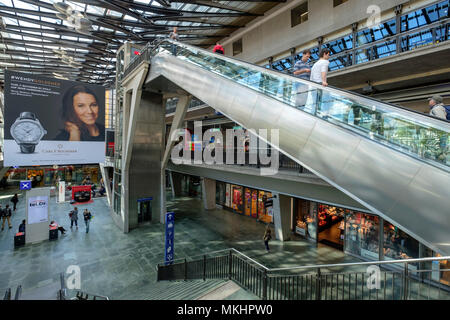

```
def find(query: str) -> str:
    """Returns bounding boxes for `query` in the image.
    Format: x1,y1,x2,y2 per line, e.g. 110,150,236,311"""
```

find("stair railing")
156,248,450,300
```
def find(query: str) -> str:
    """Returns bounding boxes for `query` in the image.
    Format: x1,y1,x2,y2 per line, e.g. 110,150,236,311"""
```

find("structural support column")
272,193,292,241
161,95,191,223
99,163,112,207
169,171,183,197
201,177,216,210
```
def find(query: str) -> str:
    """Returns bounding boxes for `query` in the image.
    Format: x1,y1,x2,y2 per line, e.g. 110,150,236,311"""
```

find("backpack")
444,105,450,120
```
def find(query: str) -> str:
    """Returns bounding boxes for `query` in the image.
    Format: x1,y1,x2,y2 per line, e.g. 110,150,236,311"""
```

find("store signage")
3,70,106,166
137,197,153,202
28,195,49,224
295,226,306,236
20,180,32,190
165,211,175,265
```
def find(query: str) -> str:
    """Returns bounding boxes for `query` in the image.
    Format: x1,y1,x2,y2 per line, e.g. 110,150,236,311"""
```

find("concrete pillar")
272,193,292,241
126,91,165,229
201,178,216,210
99,163,112,207
169,171,183,197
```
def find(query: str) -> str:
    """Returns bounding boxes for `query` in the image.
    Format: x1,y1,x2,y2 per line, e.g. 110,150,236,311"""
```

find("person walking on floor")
10,194,19,211
1,204,11,230
69,207,79,229
263,225,272,253
2,205,12,230
83,209,92,233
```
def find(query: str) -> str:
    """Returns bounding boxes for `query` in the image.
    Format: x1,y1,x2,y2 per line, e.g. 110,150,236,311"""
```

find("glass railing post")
315,268,322,300
228,250,233,280
403,262,409,300
203,255,207,281
263,269,268,300
184,258,187,281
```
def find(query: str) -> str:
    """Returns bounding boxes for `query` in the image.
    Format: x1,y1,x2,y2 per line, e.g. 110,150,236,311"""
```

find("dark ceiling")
0,0,284,87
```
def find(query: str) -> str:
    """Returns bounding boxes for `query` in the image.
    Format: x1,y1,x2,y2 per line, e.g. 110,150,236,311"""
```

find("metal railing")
156,248,450,300
171,147,312,174
58,273,110,300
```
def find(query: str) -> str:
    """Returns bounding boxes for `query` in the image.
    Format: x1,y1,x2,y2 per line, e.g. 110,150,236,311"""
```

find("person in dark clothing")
263,225,272,253
11,194,19,211
69,207,79,229
2,205,12,230
83,209,92,233
18,220,26,233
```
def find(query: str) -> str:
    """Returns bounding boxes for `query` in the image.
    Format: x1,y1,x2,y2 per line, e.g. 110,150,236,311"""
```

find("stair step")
143,279,227,300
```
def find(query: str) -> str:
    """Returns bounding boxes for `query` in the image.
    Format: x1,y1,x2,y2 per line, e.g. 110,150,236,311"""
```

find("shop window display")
294,199,310,237
258,191,273,223
231,185,244,213
422,248,450,287
383,222,419,262
215,181,226,206
345,212,379,260
317,204,347,249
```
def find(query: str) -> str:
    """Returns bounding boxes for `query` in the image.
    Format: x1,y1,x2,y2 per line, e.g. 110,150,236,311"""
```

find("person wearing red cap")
213,42,225,55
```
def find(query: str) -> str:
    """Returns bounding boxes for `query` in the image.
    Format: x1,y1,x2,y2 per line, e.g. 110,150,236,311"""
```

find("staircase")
137,279,228,300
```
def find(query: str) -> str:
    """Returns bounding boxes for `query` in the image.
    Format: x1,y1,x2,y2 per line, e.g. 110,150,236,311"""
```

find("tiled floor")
0,187,444,300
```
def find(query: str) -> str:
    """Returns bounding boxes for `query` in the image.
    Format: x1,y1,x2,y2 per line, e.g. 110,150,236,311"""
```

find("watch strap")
19,112,36,120
20,144,36,153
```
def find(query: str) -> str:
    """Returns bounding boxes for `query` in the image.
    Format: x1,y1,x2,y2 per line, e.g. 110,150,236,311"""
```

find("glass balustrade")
148,40,449,169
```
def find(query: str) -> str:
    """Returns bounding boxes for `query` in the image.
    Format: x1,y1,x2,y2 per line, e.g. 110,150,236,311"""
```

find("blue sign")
137,197,153,202
20,180,32,190
164,211,175,265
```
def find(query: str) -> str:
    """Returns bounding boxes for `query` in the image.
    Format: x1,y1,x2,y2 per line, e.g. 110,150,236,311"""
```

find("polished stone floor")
0,187,445,300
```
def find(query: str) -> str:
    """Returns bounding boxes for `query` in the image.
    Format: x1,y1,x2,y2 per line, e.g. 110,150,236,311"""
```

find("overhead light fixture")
53,2,93,35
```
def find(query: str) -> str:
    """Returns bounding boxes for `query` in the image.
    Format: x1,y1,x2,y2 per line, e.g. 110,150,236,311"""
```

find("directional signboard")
20,180,32,190
164,211,175,265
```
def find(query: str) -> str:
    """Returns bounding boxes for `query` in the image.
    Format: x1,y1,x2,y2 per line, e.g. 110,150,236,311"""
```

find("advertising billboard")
3,70,106,166
27,195,49,225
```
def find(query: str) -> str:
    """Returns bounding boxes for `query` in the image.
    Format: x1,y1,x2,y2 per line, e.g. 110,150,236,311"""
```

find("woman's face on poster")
73,92,98,126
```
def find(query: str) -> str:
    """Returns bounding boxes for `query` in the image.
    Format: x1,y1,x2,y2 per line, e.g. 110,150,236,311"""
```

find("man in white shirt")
304,49,331,115
428,95,447,120
310,49,331,86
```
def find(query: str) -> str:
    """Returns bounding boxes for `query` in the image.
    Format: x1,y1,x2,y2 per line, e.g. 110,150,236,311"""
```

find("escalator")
140,40,449,255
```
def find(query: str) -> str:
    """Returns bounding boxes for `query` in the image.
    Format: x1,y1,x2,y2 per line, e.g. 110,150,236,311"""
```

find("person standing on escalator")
213,42,225,55
169,27,179,56
428,95,447,120
308,49,331,117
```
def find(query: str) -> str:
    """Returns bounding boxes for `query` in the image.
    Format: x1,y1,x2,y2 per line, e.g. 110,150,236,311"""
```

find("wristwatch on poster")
10,112,47,154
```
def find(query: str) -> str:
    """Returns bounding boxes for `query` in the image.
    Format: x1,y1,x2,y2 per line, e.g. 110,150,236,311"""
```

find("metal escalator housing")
143,47,450,256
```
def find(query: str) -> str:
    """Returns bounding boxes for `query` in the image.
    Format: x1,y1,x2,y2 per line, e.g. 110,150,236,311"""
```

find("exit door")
138,200,152,223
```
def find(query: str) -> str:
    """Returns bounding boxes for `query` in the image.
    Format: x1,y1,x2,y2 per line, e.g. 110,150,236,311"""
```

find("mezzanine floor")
0,187,443,299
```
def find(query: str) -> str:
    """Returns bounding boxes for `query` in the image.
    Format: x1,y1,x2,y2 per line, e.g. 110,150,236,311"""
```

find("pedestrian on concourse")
263,225,272,253
10,194,19,211
83,209,92,233
50,220,66,235
69,207,79,229
0,205,5,231
2,205,12,230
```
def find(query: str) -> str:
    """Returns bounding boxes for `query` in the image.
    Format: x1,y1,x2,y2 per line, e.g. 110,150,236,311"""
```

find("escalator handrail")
152,39,449,126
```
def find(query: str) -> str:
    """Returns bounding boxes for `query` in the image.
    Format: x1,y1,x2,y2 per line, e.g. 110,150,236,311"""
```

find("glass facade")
271,0,449,73
345,212,380,260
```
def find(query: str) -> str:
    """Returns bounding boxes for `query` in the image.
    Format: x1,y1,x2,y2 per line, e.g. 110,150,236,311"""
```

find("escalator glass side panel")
153,41,449,170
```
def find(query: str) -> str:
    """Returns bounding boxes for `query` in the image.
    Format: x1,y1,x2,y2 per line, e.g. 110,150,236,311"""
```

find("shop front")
215,181,274,224
6,165,101,188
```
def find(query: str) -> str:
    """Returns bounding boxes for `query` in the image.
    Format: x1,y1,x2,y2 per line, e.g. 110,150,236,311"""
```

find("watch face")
11,121,43,143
